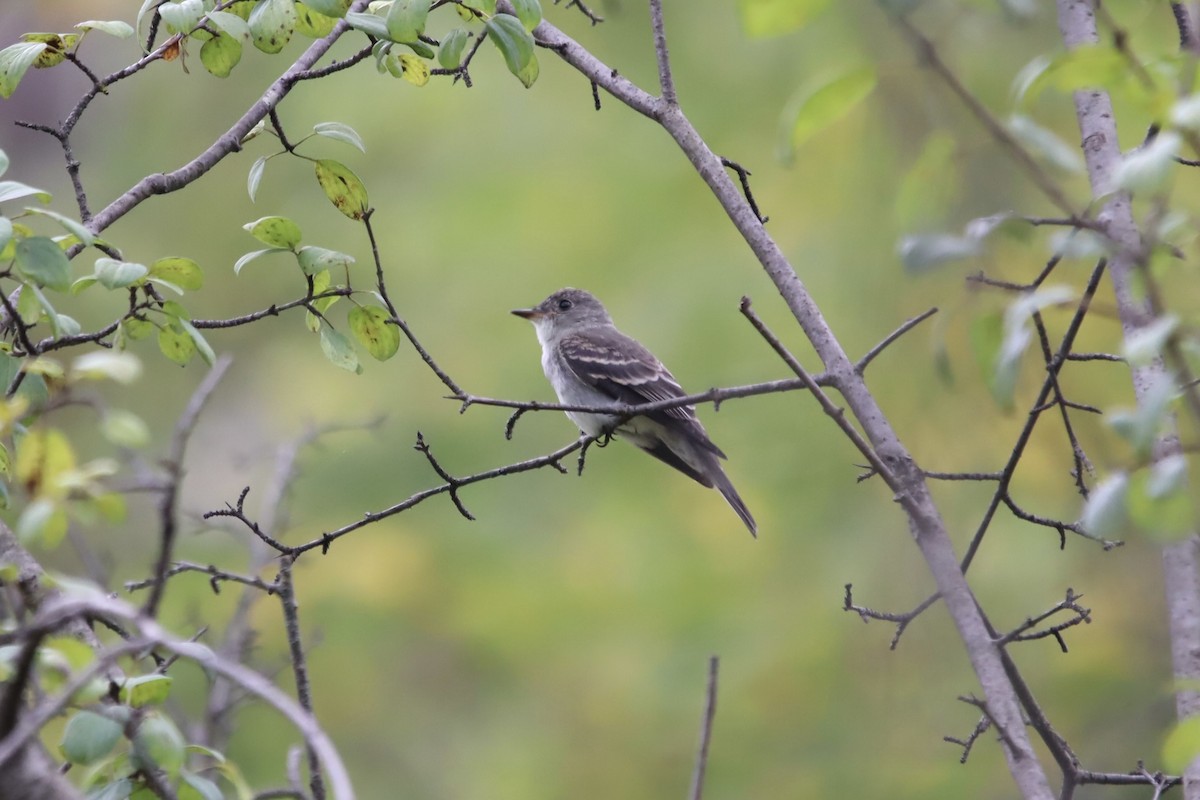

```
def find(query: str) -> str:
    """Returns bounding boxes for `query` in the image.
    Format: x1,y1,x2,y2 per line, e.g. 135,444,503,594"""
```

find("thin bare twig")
855,307,938,374
143,356,233,618
687,656,719,800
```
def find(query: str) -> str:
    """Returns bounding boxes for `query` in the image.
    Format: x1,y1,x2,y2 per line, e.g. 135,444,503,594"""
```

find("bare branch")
278,558,326,800
648,0,677,105
854,307,938,374
687,656,719,800
413,432,475,521
0,595,355,800
83,2,372,239
741,298,897,489
892,14,1077,218
143,355,233,618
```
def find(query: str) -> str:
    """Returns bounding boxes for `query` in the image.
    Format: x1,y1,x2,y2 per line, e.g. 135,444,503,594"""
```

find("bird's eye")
557,298,573,311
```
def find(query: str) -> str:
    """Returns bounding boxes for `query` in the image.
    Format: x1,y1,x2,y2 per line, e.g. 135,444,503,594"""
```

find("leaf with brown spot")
314,159,369,220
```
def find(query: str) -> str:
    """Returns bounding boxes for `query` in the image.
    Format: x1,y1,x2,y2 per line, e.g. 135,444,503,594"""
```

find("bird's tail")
706,458,757,537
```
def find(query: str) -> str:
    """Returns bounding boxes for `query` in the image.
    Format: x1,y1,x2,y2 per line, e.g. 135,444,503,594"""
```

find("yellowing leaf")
314,160,369,220
15,427,77,498
348,305,400,360
399,54,429,86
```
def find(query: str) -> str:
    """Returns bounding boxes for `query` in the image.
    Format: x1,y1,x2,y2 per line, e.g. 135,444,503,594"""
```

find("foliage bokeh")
0,1,1184,797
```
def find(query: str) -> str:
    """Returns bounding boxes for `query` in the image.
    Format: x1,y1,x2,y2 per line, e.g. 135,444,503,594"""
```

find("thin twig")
855,307,938,374
143,355,233,618
740,298,898,492
278,557,326,800
687,656,719,800
647,0,677,105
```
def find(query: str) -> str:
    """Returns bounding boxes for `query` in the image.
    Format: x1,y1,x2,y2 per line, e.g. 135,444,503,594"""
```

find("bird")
512,288,756,536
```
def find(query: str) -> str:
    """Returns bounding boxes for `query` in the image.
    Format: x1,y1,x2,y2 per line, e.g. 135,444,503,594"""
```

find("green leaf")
738,0,828,38
121,674,173,708
180,772,224,800
1123,314,1178,366
303,0,352,17
511,0,543,31
781,66,875,161
1081,472,1129,539
485,15,535,84
438,28,469,69
248,155,268,201
0,180,52,205
15,236,71,291
386,0,430,43
94,258,149,290
295,3,339,37
314,159,370,219
72,351,143,384
992,285,1075,408
0,42,49,98
345,11,391,40
313,121,366,153
53,313,80,338
319,326,361,373
1173,93,1200,130
123,318,154,341
1025,44,1130,100
234,247,289,274
208,10,252,39
1007,115,1084,174
969,311,1005,404
17,498,68,546
897,233,980,273
132,714,185,775
1164,715,1200,774
297,245,354,275
76,20,137,38
158,326,195,366
248,0,298,54
309,270,340,316
1111,133,1180,194
60,710,123,765
403,39,435,59
0,218,11,256
137,0,163,39
102,409,151,448
348,305,399,360
178,319,216,366
1128,455,1194,540
200,31,242,77
243,215,302,249
1048,228,1109,260
516,52,539,88
150,257,204,291
17,284,41,324
894,132,958,230
1107,372,1176,458
22,207,94,247
159,0,206,32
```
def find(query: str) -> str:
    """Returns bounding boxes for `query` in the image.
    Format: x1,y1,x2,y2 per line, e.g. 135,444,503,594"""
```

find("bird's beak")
511,307,541,320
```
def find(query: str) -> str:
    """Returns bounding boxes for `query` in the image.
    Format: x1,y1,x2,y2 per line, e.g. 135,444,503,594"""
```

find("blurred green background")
0,1,1187,797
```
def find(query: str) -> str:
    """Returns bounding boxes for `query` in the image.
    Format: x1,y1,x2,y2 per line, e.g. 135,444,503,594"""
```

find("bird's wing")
557,328,725,457
557,328,692,419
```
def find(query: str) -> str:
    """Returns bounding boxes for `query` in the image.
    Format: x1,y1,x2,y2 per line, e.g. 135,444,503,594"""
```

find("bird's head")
512,288,612,333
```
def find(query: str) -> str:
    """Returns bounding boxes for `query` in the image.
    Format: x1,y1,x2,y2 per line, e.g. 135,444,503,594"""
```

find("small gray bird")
513,288,756,536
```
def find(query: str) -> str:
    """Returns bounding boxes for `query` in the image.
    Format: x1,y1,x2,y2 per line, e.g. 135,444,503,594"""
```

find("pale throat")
532,319,658,443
